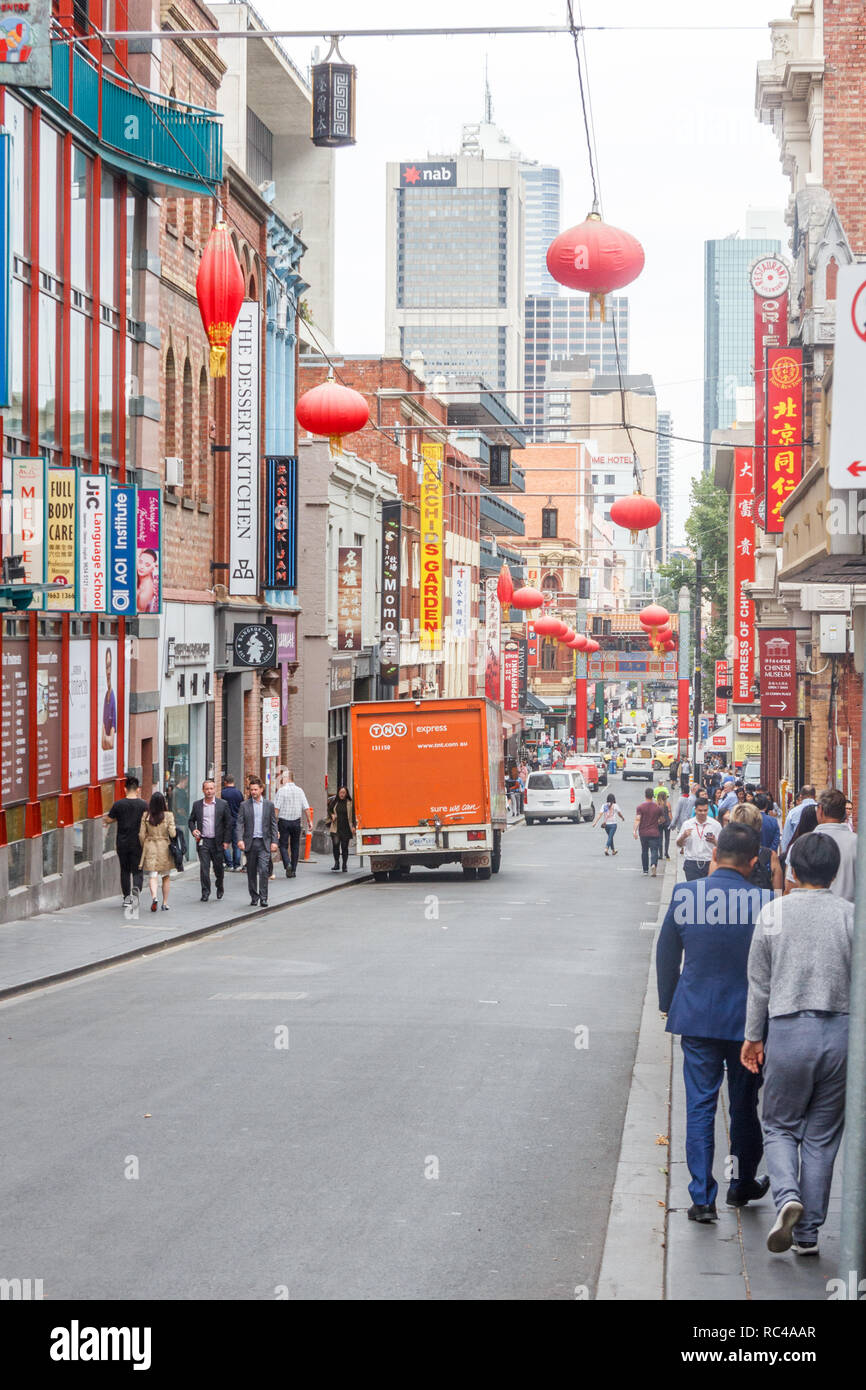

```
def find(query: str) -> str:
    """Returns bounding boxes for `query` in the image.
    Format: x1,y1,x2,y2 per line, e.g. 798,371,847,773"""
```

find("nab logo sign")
400,162,457,188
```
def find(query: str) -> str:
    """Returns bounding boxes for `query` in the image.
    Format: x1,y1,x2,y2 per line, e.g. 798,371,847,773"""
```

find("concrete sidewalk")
598,851,840,1301
0,853,369,999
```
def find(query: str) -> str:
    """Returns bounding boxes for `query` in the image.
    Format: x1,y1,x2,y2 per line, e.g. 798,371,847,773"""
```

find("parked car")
622,745,656,781
524,770,595,824
563,758,600,791
617,728,638,749
742,759,761,784
651,737,679,770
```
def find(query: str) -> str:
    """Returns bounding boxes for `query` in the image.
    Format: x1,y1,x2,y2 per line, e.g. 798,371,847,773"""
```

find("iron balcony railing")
50,44,222,189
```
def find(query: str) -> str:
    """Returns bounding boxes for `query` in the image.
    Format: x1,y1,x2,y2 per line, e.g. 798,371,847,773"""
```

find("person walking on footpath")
221,774,243,871
741,833,853,1256
671,783,697,835
237,776,279,907
656,787,672,860
657,823,770,1223
780,784,817,854
105,775,148,912
138,791,177,914
634,786,663,876
676,795,719,880
814,788,857,903
327,786,357,871
679,756,692,796
189,779,233,903
594,792,625,855
274,771,313,878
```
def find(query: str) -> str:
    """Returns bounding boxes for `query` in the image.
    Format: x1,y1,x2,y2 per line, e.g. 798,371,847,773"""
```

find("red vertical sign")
714,659,729,718
733,447,756,706
503,640,519,712
526,619,539,668
765,347,803,535
758,629,798,718
750,257,789,527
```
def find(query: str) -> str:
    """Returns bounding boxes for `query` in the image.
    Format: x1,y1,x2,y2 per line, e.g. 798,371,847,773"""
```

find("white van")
524,770,595,824
622,745,656,781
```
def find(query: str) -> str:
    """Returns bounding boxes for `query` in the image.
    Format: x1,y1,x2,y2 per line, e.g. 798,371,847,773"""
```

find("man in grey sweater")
741,832,853,1256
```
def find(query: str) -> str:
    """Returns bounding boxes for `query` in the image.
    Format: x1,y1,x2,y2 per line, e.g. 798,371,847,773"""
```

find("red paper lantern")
663,639,676,651
559,628,577,645
585,638,600,653
196,222,245,377
510,586,544,611
532,615,563,637
639,604,670,629
570,633,589,650
296,377,370,453
546,213,645,320
655,626,673,643
610,492,662,542
496,562,513,606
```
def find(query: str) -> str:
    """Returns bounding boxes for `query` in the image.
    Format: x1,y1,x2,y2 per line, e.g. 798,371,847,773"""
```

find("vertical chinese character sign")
484,578,501,702
750,258,789,526
420,443,443,651
733,447,756,705
379,502,401,685
337,546,362,651
765,347,803,534
714,659,729,719
451,564,470,641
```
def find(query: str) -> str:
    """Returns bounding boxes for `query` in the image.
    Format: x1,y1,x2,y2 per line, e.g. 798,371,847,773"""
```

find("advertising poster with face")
97,639,118,781
136,489,161,613
68,639,91,788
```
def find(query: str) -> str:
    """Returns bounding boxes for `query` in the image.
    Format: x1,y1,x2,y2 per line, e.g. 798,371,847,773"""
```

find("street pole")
840,683,866,1291
693,548,703,777
677,585,691,776
575,649,588,754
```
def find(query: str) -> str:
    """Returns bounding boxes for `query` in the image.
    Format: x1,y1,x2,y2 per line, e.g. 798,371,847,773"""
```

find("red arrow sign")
847,461,866,476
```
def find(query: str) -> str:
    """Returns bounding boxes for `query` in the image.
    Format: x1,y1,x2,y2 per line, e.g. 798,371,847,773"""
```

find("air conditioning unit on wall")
165,457,184,487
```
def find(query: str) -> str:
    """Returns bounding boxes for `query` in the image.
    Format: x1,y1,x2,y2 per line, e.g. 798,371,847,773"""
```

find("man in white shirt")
274,772,313,878
814,788,857,902
676,795,720,880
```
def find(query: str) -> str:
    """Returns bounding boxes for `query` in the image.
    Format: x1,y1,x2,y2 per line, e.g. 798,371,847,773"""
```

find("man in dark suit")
189,780,233,902
656,823,771,1223
237,776,279,907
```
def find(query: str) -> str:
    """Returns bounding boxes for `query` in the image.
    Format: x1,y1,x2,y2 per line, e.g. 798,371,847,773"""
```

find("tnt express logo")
369,721,407,738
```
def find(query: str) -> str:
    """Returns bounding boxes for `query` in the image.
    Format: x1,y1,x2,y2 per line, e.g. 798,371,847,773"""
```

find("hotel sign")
229,299,260,596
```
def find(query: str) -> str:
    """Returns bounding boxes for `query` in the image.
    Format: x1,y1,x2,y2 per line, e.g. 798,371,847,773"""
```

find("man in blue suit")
657,822,772,1223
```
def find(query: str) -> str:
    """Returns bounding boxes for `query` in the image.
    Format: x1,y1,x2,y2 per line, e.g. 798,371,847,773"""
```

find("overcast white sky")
261,0,790,543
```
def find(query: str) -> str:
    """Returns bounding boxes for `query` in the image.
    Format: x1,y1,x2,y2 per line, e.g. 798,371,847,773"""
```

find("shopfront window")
165,705,191,826
99,321,116,459
7,278,26,438
38,292,60,446
70,147,92,293
70,311,89,453
6,94,29,260
100,169,117,307
39,121,61,277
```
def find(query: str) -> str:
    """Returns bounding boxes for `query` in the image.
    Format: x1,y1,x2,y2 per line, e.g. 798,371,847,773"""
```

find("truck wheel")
477,866,492,880
373,870,388,883
462,865,477,879
491,831,502,874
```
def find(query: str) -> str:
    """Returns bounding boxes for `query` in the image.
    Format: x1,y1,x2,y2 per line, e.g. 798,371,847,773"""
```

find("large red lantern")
296,377,370,453
569,633,589,650
559,628,577,645
663,639,676,652
496,562,513,606
585,638,600,654
609,492,662,543
510,586,544,611
546,213,645,321
639,604,670,629
655,626,673,643
532,615,563,637
196,222,245,377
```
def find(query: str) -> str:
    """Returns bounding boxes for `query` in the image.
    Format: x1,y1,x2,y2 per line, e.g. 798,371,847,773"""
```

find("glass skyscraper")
524,294,629,440
703,234,780,470
521,165,561,297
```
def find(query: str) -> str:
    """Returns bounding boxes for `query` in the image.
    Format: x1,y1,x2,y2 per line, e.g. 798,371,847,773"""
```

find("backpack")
748,846,774,891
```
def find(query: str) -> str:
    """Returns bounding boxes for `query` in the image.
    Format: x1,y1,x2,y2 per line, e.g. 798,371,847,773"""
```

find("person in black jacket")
188,780,233,902
221,774,244,871
327,786,356,872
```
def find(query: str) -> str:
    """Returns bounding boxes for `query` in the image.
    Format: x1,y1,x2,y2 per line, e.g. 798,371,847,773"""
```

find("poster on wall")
229,299,261,595
97,639,118,781
68,639,91,789
135,488,161,613
46,466,77,610
337,545,362,651
262,696,280,759
36,638,62,796
1,639,29,803
109,485,136,615
79,472,108,612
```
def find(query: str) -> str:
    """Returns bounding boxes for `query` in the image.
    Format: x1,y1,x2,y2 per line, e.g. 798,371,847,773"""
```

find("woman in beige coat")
138,791,176,913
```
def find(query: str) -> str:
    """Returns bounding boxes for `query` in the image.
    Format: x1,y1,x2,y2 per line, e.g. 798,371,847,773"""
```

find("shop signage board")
828,263,866,488
233,623,277,668
97,639,118,781
78,472,108,612
484,577,501,702
275,616,296,664
264,456,297,589
586,652,677,678
451,562,470,642
750,257,789,524
526,619,540,668
46,466,77,610
419,442,443,650
135,488,161,613
0,1,53,90
36,637,61,796
503,639,519,712
765,347,803,534
337,545,362,651
399,162,457,187
737,715,762,734
714,658,729,718
329,655,354,708
262,696,280,758
0,133,8,407
67,639,91,788
109,485,136,615
11,456,46,584
758,628,798,718
229,299,260,595
380,501,402,684
1,638,28,803
732,447,756,705
516,636,528,708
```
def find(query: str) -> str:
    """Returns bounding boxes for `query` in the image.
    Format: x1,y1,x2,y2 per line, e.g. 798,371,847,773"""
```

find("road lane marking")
209,991,309,1000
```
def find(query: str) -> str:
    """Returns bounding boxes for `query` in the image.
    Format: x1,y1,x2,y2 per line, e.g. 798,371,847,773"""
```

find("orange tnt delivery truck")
350,698,507,881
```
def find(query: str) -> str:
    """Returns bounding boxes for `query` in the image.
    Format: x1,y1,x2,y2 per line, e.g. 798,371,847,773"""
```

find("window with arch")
199,366,210,504
542,572,561,592
182,357,193,497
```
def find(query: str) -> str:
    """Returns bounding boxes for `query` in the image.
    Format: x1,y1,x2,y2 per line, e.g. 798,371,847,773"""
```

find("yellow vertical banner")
420,442,444,650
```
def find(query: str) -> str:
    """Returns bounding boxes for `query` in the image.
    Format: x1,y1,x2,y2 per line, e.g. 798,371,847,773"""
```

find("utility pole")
677,585,691,773
840,681,866,1289
693,548,703,777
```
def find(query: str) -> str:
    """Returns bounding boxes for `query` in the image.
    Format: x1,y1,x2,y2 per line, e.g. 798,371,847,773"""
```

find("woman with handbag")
327,785,356,872
138,791,177,912
656,787,673,859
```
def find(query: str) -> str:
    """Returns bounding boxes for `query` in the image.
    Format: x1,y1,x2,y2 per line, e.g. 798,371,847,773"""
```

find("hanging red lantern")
639,603,670,629
663,639,676,652
655,626,673,643
559,628,577,645
532,615,563,637
610,492,662,543
510,586,544,611
196,222,245,377
296,377,370,453
546,213,645,321
496,562,513,606
570,633,589,650
585,638,600,654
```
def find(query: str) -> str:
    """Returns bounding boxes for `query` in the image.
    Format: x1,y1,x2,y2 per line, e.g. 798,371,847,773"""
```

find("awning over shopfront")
525,692,552,714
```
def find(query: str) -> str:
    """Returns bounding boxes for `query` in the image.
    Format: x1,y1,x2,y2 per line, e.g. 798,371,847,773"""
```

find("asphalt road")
1,775,660,1301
